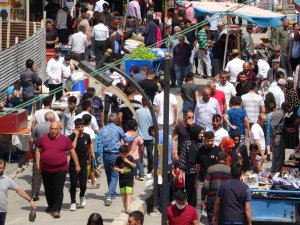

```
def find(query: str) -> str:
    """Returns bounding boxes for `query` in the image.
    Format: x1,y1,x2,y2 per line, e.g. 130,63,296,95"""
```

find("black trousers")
32,163,42,197
48,83,63,102
185,173,196,207
206,195,217,225
144,140,154,173
42,170,67,212
69,164,87,203
57,28,68,45
290,57,300,72
94,40,106,63
104,94,119,124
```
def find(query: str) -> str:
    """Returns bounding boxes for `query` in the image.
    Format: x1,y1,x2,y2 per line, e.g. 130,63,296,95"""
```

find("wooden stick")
6,21,11,49
33,22,36,34
26,0,30,38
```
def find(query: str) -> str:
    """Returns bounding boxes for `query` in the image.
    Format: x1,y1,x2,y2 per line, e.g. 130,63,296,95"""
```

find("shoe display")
53,211,60,218
104,197,112,206
70,203,77,211
80,196,86,207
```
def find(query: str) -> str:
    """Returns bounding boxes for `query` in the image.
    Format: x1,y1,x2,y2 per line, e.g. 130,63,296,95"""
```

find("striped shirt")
0,174,18,212
241,92,264,124
198,29,208,49
202,163,231,199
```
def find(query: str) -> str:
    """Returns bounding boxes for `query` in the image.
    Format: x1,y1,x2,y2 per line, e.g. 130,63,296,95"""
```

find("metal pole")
26,0,30,38
223,16,231,69
161,53,170,225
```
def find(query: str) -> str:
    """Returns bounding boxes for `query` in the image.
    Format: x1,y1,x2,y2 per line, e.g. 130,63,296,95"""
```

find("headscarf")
285,80,300,113
220,137,235,166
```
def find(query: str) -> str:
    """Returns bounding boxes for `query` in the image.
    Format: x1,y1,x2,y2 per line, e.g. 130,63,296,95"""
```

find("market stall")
244,154,300,223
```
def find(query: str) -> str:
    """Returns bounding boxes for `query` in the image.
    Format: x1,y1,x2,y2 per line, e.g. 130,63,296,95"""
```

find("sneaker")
94,169,101,177
70,203,77,211
266,154,271,161
104,197,112,206
53,211,60,218
139,175,144,181
80,197,86,207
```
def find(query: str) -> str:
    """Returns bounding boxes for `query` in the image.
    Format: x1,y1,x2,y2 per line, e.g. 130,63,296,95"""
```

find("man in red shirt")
207,81,227,115
35,121,81,218
167,191,199,225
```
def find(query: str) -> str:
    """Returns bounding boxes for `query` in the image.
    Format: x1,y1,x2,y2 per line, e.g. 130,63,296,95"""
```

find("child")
172,161,185,192
249,144,263,173
126,120,144,180
114,145,136,214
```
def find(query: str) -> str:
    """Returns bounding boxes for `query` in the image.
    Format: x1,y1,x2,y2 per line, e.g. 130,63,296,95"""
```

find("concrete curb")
110,191,152,225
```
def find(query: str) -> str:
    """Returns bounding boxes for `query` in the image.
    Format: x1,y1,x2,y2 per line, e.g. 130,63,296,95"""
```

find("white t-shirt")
225,57,244,83
84,126,95,140
213,128,229,146
250,123,265,152
153,91,178,125
61,62,71,85
257,59,270,79
216,82,237,107
268,85,285,110
33,109,60,125
46,57,64,84
74,111,99,132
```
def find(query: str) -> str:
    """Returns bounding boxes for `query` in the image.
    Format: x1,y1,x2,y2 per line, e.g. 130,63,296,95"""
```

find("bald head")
202,87,211,102
44,111,55,122
258,113,267,127
49,121,61,139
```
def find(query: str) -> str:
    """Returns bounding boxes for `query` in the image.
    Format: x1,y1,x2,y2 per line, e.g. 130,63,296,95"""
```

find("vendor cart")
251,190,300,224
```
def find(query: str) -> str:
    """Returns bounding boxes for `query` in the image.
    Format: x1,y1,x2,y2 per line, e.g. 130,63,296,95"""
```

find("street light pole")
161,53,171,225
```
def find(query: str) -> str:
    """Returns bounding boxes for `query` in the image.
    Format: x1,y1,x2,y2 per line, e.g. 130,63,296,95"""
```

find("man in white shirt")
225,49,244,84
92,18,109,63
153,83,178,133
241,82,265,125
46,47,64,101
61,55,74,90
94,0,109,13
69,26,89,62
56,7,68,44
250,113,268,159
194,87,221,131
251,54,270,80
268,79,286,110
216,71,236,108
212,114,229,146
74,99,99,133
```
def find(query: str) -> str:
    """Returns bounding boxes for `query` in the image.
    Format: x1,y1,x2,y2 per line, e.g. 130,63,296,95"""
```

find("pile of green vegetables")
129,46,157,60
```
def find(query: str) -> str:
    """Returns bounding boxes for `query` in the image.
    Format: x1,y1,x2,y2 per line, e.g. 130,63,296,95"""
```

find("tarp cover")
178,1,286,27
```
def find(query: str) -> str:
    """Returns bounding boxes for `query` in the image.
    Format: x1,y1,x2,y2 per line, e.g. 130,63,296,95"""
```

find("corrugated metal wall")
0,29,46,101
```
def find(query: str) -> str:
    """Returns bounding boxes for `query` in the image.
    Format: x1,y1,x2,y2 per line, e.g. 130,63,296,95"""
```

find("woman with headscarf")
175,110,204,207
284,79,300,148
219,137,235,167
231,131,250,172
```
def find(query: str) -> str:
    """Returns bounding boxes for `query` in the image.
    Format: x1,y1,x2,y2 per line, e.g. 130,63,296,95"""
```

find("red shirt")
167,204,198,225
211,90,226,115
37,134,73,173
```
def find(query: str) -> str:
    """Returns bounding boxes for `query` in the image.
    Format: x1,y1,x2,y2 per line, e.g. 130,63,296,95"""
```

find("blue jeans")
24,96,35,115
133,159,144,177
174,64,190,88
144,139,153,173
103,153,119,197
0,212,6,225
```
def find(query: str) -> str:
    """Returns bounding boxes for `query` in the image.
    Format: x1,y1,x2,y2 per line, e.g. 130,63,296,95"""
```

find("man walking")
202,151,231,225
20,59,40,119
35,121,81,218
198,23,211,78
241,25,254,60
194,87,221,131
212,163,252,225
270,102,289,173
69,118,93,211
98,113,136,206
70,26,89,62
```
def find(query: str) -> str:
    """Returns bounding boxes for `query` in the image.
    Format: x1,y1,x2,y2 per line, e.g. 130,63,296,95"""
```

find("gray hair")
108,113,118,123
44,111,55,122
79,25,86,33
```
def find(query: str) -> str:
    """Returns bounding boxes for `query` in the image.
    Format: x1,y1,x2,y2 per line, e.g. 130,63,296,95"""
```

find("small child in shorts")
114,145,136,214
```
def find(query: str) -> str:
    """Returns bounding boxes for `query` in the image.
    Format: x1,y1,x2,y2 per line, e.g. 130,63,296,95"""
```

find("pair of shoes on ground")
70,197,87,211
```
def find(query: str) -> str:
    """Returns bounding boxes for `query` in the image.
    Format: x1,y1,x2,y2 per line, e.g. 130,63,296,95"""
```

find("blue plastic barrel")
72,72,86,95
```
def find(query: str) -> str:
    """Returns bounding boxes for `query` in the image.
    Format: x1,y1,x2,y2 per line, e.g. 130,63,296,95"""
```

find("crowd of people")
1,0,300,225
